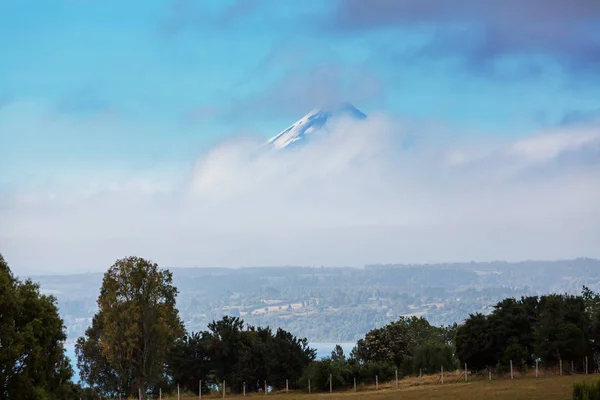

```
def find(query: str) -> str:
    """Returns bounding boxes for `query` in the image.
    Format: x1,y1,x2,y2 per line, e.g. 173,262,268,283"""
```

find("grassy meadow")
151,371,600,400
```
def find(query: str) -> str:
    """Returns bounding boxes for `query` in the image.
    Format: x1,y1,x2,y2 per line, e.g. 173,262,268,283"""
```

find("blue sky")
1,0,600,272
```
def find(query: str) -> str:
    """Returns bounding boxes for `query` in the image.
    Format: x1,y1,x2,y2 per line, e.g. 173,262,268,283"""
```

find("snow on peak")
267,103,367,149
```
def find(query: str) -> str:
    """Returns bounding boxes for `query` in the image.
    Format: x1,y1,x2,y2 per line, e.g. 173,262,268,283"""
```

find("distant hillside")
29,258,600,343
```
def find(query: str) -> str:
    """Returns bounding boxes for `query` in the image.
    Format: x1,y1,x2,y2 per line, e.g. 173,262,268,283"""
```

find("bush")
573,379,600,400
411,343,457,375
299,360,396,391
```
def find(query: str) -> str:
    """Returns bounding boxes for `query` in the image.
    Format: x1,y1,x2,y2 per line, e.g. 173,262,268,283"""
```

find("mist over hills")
31,258,600,344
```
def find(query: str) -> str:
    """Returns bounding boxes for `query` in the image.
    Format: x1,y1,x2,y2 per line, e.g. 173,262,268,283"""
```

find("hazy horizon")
12,257,600,277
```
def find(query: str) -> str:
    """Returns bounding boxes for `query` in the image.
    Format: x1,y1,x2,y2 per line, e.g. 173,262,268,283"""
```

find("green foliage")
350,316,454,375
167,331,212,395
299,358,396,391
330,344,346,363
455,313,495,370
535,294,588,363
411,342,457,375
167,316,316,394
0,253,74,400
502,342,529,372
573,379,600,400
76,256,185,398
456,291,595,371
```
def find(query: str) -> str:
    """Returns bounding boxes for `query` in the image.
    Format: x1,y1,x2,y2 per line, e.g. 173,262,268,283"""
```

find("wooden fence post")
560,360,563,376
586,356,589,375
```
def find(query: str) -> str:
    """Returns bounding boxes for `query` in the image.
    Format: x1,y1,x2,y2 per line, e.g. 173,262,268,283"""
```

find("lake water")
311,342,355,359
65,342,355,383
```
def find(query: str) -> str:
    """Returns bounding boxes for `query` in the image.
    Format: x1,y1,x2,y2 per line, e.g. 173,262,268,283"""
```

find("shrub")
573,379,600,400
299,360,396,391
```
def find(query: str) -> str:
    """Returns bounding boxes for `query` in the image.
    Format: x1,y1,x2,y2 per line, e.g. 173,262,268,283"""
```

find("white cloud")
510,128,600,162
1,113,600,273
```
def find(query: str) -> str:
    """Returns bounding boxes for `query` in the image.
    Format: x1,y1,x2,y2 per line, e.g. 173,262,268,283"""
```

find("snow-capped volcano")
267,103,366,149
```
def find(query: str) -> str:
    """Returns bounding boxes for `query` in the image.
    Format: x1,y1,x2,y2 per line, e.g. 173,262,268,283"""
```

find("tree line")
2,253,599,399
454,288,600,372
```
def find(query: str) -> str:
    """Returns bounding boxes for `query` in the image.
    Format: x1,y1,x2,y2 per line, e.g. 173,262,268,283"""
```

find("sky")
1,0,599,274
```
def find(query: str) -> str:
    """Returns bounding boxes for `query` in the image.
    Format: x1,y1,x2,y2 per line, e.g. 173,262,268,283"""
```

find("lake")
65,342,355,383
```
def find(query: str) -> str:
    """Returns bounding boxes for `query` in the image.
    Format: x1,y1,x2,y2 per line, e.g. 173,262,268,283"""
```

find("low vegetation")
574,379,600,400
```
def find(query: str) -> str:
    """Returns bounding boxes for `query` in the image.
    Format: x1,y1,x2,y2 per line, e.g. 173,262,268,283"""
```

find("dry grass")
149,372,600,400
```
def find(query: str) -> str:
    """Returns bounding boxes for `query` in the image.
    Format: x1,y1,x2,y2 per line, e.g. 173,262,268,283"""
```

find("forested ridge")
2,253,599,399
33,258,600,343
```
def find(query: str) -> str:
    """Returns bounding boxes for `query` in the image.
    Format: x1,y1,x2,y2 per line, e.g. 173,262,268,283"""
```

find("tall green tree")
350,316,451,372
76,256,185,397
455,313,496,370
0,253,75,400
535,294,588,363
167,332,212,395
583,286,600,365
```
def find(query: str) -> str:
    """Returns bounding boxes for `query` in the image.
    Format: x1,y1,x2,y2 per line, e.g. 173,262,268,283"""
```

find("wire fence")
99,358,599,400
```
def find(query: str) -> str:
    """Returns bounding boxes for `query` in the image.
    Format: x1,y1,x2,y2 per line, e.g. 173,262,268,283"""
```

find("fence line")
114,358,596,399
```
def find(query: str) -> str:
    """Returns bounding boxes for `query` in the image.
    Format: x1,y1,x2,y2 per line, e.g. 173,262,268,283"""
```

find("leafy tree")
268,327,316,389
76,256,185,397
456,291,594,372
583,286,600,363
0,253,75,400
205,316,245,390
455,313,495,370
535,294,588,363
489,297,537,364
75,314,124,396
330,345,346,363
167,332,212,395
351,316,452,374
411,342,457,374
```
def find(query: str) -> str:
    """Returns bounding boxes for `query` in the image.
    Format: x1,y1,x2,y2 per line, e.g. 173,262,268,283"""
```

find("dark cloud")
330,0,600,73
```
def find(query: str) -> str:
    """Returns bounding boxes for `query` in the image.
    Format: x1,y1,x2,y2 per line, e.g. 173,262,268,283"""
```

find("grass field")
153,372,600,400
